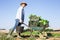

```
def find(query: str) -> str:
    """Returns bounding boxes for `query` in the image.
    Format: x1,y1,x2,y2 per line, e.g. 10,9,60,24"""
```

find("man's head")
20,2,27,8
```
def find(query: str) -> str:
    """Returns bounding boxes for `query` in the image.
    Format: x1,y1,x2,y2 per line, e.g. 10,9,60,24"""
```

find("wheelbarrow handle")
23,23,29,27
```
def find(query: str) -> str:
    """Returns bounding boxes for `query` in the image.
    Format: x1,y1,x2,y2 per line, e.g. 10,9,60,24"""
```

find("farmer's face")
21,4,26,8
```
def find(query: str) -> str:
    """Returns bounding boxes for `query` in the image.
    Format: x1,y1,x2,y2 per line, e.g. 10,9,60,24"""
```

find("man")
15,2,27,36
7,2,27,38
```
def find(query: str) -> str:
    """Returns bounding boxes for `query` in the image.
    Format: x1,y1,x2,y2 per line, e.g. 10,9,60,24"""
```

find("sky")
0,0,60,30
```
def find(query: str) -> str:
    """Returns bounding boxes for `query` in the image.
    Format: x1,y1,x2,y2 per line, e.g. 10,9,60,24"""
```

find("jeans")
10,19,21,35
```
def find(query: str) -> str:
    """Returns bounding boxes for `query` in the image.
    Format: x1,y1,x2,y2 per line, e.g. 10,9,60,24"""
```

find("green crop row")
52,33,60,37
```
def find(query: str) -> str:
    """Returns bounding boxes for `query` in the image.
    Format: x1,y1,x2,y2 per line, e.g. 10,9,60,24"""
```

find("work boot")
17,35,22,39
16,33,22,39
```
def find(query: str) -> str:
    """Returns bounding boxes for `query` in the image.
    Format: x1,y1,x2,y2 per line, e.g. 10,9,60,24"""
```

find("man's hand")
21,20,24,24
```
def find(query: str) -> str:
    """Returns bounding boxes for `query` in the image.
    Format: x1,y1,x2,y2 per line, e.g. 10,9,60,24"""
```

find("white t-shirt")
16,6,24,22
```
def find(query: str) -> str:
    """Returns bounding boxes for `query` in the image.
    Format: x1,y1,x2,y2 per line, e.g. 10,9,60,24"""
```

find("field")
0,31,60,40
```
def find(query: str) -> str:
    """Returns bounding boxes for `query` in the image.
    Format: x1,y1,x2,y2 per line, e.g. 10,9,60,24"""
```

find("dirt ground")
33,38,60,40
15,37,60,40
46,38,60,40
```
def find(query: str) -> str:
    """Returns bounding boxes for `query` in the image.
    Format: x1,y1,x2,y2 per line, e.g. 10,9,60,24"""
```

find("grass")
0,31,39,40
27,37,36,40
52,33,60,37
0,33,15,40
